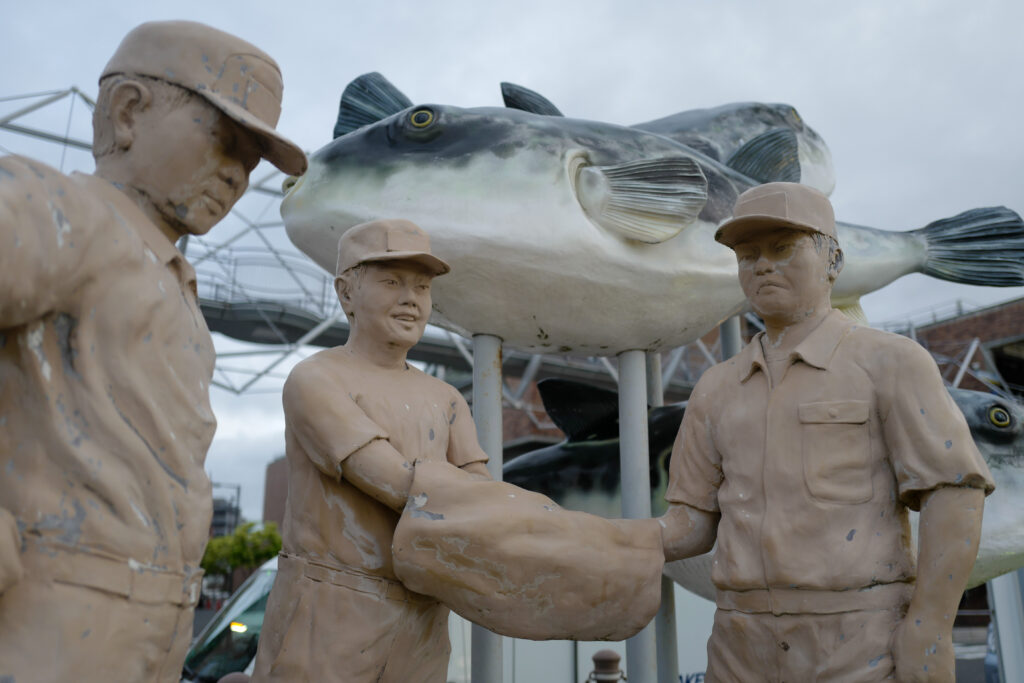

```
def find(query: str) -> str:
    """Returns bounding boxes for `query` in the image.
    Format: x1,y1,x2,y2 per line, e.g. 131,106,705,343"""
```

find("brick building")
891,297,1024,397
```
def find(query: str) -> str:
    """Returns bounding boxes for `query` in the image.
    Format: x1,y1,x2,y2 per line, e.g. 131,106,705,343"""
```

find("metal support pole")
471,334,503,683
719,315,742,361
647,353,679,683
989,569,1024,683
619,349,657,683
951,337,980,388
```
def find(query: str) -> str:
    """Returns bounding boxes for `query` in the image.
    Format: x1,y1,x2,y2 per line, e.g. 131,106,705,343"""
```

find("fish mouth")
282,175,301,194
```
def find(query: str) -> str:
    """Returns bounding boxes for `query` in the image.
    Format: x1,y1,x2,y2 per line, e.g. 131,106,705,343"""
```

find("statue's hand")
891,607,955,683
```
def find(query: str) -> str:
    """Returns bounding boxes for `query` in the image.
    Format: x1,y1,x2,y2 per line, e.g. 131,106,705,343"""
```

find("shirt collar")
737,309,854,383
78,173,198,295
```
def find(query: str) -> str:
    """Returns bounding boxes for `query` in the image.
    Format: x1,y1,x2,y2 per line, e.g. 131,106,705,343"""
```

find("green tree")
201,521,282,585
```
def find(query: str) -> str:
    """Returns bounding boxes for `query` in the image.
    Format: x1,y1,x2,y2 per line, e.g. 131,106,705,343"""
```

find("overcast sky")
3,0,1023,519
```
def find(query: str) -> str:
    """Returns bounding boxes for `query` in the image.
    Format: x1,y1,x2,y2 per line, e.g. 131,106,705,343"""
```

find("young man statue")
659,182,994,682
251,219,491,682
0,21,305,682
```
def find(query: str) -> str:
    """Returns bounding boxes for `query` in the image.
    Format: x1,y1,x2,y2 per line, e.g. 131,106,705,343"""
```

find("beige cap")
101,20,307,176
715,182,836,248
336,219,451,276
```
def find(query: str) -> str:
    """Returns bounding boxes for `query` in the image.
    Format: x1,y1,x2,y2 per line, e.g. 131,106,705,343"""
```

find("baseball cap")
715,182,836,248
336,219,450,277
101,20,307,176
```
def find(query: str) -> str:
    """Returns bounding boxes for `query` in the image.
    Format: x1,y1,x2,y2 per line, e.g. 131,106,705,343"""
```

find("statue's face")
734,229,831,323
127,92,261,236
345,261,434,348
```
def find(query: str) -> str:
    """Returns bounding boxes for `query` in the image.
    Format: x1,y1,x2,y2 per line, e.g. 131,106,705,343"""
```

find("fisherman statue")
0,20,305,682
659,182,994,682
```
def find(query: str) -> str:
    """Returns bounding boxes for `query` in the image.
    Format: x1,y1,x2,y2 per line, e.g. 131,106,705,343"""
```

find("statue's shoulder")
845,323,930,359
0,155,78,205
287,347,357,388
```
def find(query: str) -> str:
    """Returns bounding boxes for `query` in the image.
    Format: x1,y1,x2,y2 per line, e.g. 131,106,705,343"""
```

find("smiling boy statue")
251,219,492,682
0,20,305,683
252,218,666,682
659,182,994,682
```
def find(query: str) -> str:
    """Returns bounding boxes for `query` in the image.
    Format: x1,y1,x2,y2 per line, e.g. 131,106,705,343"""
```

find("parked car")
181,557,278,682
985,622,1001,683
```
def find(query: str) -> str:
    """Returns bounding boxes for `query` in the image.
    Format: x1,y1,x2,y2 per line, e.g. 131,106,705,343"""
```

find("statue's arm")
879,339,993,681
661,372,723,561
341,439,416,511
0,157,79,328
445,390,491,479
283,362,412,511
660,502,719,562
892,486,985,683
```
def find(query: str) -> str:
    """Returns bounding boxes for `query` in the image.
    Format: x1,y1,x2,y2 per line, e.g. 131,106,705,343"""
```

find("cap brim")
197,91,308,177
714,215,822,248
358,251,451,276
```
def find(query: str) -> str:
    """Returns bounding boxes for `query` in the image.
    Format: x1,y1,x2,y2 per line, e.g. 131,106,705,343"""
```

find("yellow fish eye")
989,406,1011,428
410,109,434,128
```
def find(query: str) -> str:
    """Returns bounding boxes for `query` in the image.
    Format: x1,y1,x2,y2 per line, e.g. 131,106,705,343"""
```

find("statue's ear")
335,276,353,315
108,79,152,151
829,246,845,281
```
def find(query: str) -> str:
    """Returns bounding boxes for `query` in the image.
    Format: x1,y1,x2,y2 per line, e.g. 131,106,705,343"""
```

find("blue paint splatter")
945,440,953,449
846,529,856,541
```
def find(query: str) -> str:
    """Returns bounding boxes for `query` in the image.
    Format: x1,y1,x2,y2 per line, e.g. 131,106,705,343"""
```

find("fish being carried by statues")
281,73,1024,355
503,379,1024,601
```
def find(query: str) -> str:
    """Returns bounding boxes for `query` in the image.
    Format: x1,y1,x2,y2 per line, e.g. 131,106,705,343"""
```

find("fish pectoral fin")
725,128,801,184
334,72,413,138
835,300,869,325
576,157,708,244
501,82,565,116
538,378,622,442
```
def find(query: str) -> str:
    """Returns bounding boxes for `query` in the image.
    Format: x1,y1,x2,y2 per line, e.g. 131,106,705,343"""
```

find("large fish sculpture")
281,73,1024,355
503,379,1024,601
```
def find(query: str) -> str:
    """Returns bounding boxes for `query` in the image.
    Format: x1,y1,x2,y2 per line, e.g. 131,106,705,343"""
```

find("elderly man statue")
0,21,305,682
659,182,994,682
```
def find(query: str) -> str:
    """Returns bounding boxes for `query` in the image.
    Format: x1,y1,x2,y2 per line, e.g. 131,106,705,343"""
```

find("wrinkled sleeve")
879,336,994,511
0,507,24,595
0,157,90,328
665,373,724,512
445,389,489,469
282,361,388,480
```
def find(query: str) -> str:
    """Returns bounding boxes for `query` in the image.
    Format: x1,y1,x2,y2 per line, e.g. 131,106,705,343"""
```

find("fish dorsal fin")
334,72,413,139
500,82,564,116
537,378,621,442
576,157,708,243
725,128,801,183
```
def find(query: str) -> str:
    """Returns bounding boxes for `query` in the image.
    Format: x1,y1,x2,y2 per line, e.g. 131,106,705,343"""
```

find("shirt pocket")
799,400,873,504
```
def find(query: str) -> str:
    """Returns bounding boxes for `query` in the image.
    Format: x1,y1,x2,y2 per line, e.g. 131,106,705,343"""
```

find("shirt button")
828,407,839,418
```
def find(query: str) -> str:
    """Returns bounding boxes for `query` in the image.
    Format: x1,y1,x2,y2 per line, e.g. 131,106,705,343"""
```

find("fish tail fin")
914,206,1024,286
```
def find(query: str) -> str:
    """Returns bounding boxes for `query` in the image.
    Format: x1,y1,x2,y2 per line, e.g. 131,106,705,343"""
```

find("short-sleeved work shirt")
667,310,993,595
0,156,215,571
280,347,487,580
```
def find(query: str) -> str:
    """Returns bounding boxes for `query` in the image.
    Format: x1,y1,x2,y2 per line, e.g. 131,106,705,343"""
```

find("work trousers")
705,606,903,682
251,553,450,683
0,568,195,682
